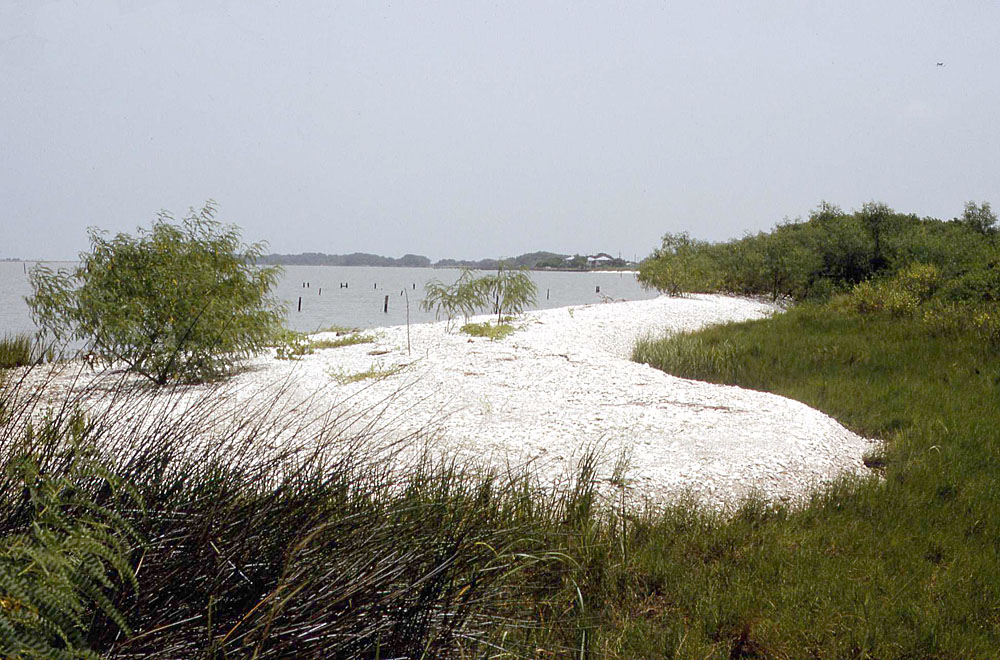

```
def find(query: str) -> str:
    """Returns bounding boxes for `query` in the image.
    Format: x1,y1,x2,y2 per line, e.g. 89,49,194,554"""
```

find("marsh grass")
0,333,46,370
625,303,1000,657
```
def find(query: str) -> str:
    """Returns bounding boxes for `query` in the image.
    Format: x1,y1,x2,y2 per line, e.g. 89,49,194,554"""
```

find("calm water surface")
0,262,656,336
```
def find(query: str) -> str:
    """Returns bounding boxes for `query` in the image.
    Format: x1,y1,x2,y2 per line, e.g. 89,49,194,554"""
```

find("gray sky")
2,1,998,262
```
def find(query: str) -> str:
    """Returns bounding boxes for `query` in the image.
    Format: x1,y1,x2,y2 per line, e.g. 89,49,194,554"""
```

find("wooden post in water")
546,289,550,300
297,297,302,312
383,295,389,313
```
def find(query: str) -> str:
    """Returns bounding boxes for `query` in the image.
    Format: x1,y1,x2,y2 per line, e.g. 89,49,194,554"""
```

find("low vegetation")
460,321,515,341
0,334,35,370
329,362,405,384
310,332,376,350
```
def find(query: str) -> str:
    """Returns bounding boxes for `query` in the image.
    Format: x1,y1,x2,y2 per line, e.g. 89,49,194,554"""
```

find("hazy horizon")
3,1,998,261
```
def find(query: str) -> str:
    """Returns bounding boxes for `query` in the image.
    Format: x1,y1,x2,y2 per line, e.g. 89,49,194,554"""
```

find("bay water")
0,262,656,336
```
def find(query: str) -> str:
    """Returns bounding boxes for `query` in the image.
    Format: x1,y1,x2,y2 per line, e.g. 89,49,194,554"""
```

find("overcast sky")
2,1,998,261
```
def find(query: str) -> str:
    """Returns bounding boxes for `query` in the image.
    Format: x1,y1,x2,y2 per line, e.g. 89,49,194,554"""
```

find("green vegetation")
620,199,1000,657
27,202,284,385
640,200,999,302
6,199,999,657
460,321,515,340
329,362,405,384
0,334,35,370
630,302,1000,657
310,332,376,349
421,268,482,328
1,414,141,659
422,263,538,328
272,327,377,360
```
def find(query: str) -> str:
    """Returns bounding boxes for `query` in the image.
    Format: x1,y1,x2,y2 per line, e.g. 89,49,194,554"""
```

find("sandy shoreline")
15,294,875,510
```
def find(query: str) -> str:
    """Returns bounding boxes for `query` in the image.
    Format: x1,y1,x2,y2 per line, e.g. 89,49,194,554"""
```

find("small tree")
420,268,480,330
421,264,537,329
958,201,998,237
27,202,284,384
638,232,718,295
474,262,538,325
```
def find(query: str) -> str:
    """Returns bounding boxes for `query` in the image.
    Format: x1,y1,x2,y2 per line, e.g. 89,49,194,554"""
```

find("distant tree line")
262,250,632,270
639,200,998,303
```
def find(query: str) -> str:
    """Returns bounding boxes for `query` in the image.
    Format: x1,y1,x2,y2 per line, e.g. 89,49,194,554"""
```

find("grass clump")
310,332,375,350
329,362,405,384
460,322,515,341
270,327,313,360
0,334,34,370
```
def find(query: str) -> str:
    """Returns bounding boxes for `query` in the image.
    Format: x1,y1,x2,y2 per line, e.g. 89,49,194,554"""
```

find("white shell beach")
21,294,875,511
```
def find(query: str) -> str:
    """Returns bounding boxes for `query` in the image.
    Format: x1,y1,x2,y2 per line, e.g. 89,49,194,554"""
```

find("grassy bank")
4,299,1000,658
629,303,1000,658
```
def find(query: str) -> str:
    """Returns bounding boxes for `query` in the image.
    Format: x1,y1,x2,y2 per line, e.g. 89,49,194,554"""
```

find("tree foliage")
27,202,283,385
638,200,1000,304
421,263,538,328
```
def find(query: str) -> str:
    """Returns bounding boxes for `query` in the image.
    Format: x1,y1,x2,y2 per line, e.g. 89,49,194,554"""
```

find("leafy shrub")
893,262,941,302
973,307,1000,349
850,279,919,317
476,262,539,324
27,202,284,384
639,232,721,295
420,269,481,329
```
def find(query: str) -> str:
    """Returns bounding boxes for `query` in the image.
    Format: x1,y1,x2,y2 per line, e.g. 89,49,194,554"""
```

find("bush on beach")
26,202,284,385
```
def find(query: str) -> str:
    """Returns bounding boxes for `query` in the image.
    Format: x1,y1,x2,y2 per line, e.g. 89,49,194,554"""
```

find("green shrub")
27,202,284,385
420,269,481,328
638,232,721,295
973,307,1000,348
893,262,942,302
476,262,538,324
850,279,919,317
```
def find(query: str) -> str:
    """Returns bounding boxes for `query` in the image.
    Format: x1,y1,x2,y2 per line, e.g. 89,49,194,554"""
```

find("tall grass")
0,333,35,370
0,365,610,658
